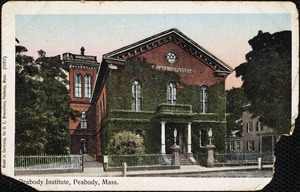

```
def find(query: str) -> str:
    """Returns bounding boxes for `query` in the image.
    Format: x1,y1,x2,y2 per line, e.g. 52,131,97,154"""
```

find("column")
161,121,166,154
259,136,262,154
187,122,192,154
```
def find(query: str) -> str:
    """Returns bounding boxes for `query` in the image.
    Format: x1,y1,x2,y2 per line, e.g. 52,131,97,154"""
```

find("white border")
2,1,298,191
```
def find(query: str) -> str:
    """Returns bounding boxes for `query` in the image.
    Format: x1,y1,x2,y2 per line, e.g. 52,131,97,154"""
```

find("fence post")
258,157,262,170
171,145,180,166
122,162,127,177
206,144,216,167
81,154,84,172
103,155,108,172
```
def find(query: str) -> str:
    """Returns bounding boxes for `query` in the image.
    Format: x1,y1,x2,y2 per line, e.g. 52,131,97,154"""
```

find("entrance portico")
160,121,193,155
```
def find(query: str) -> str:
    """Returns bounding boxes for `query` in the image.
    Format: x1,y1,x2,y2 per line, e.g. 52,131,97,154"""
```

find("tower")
62,47,100,157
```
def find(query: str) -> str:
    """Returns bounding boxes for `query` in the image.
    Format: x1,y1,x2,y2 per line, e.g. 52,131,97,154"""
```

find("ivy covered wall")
107,58,225,113
107,58,179,111
101,58,227,154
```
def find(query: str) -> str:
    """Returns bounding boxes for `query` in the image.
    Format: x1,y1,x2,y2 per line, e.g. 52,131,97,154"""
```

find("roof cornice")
103,28,233,72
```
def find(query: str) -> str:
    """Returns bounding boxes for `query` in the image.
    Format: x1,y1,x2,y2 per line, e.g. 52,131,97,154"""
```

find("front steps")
180,154,193,166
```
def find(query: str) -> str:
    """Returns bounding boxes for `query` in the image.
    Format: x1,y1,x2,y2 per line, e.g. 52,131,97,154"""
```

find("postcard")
1,1,299,191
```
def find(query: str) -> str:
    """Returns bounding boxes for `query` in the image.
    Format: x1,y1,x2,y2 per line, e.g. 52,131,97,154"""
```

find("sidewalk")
37,164,273,177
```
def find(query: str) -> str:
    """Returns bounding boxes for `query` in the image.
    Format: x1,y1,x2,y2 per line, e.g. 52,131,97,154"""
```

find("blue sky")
16,13,291,89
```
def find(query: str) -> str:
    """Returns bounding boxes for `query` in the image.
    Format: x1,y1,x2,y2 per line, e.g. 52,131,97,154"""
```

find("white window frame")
84,75,92,98
236,141,241,151
74,74,82,98
132,81,142,112
167,83,176,105
256,121,262,132
247,122,253,132
80,111,87,129
247,140,254,151
200,85,208,113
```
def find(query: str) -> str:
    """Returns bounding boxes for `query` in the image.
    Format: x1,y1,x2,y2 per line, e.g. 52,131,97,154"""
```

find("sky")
16,13,291,89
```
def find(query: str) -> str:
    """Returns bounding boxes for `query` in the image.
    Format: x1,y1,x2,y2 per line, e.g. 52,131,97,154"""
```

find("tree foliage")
226,88,249,137
15,42,71,155
235,30,291,134
107,131,145,155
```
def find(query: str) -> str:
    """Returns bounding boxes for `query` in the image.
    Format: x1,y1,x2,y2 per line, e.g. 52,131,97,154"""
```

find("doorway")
165,124,186,154
80,139,88,154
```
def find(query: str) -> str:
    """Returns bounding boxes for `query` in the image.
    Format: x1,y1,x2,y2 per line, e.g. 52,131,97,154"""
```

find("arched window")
84,75,92,98
200,85,208,113
167,83,176,105
132,81,142,112
80,111,87,129
74,74,82,98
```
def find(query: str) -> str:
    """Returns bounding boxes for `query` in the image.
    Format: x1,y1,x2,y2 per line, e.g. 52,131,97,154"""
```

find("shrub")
107,131,145,155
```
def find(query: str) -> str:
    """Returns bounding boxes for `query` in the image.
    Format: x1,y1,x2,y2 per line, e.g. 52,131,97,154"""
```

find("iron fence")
195,152,274,166
215,152,274,164
108,154,172,167
15,155,82,170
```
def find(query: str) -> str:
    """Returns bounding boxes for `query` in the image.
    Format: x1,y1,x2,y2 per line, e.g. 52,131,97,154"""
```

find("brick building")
65,28,233,162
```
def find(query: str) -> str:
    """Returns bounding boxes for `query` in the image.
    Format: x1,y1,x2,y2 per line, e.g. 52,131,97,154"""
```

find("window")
247,140,254,151
167,83,176,105
256,121,262,132
74,74,82,97
132,81,142,111
136,130,142,137
200,85,208,113
84,75,92,98
247,122,253,132
236,141,241,151
229,142,233,151
80,111,87,129
80,139,87,154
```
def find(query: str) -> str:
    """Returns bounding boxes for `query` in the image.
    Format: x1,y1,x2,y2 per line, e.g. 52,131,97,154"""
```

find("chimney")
80,46,85,55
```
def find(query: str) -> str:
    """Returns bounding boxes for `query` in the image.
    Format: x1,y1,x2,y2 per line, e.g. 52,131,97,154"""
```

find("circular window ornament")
166,51,178,64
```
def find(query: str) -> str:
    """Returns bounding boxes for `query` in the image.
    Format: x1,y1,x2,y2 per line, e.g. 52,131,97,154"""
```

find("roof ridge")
103,28,233,72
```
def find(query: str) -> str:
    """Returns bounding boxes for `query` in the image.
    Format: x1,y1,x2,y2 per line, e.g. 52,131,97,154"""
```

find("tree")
15,41,71,155
226,88,249,137
107,131,145,155
235,30,291,134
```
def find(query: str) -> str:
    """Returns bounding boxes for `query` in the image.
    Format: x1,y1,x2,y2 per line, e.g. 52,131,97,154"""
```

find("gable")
104,28,233,74
92,28,233,103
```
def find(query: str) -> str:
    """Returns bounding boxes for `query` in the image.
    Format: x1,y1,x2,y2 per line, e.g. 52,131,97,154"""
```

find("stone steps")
180,154,193,166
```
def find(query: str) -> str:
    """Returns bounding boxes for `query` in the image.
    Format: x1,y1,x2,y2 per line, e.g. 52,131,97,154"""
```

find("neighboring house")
226,110,277,154
64,28,233,162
